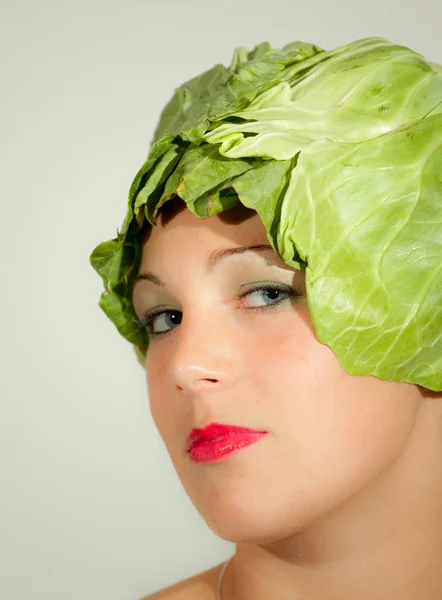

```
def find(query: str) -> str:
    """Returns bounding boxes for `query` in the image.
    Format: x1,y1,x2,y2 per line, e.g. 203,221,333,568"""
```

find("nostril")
194,378,219,386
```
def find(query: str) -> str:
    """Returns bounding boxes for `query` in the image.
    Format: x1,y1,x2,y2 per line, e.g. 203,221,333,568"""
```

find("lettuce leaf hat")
90,36,442,391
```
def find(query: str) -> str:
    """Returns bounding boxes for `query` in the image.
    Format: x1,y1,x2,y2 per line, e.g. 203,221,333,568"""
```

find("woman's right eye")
138,310,182,337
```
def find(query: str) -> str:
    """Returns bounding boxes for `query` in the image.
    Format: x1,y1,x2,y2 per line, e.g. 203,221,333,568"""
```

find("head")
91,36,442,544
131,199,440,544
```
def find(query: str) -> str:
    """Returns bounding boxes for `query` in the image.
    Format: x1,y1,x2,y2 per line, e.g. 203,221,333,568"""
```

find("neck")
223,400,442,599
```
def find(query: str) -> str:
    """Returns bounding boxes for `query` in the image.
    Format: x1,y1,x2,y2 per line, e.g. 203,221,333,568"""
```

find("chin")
205,513,312,545
199,491,318,545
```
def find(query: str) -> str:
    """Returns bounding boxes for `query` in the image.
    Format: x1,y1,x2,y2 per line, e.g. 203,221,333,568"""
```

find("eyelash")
136,284,301,340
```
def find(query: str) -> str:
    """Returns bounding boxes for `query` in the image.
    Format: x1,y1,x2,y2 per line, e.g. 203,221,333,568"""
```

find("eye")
239,284,298,309
138,309,182,337
137,284,301,339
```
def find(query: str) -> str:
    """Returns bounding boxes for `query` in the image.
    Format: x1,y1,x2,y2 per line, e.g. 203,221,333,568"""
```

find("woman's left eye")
239,285,297,310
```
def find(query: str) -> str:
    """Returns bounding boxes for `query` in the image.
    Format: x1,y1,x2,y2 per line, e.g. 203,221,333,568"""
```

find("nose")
168,311,238,394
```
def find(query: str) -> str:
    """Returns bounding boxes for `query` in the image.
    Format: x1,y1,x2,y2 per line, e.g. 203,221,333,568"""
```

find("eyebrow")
133,244,274,287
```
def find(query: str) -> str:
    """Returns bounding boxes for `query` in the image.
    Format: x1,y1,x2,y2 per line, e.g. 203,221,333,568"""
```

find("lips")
186,423,265,451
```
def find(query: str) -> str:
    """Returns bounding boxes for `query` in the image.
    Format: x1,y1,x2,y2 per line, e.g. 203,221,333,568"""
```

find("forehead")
142,201,269,259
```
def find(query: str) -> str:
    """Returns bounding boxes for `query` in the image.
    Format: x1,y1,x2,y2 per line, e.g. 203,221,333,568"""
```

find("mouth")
186,422,268,463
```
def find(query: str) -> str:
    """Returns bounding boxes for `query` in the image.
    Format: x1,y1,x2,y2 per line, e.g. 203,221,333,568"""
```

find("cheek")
245,316,420,489
242,308,325,398
145,349,171,434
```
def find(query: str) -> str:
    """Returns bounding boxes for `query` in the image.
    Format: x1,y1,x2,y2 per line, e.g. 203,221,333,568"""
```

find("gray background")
1,0,441,598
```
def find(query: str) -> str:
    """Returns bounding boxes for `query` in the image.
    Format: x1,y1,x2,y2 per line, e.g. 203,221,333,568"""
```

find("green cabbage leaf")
90,37,442,391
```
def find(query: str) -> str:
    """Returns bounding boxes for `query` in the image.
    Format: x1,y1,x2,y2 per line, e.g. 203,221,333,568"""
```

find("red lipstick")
186,423,267,463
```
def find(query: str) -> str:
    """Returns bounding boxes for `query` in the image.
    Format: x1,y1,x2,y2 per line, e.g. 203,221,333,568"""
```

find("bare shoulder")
139,562,223,600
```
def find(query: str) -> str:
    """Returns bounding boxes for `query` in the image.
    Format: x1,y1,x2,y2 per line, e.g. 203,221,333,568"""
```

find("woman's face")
132,201,423,544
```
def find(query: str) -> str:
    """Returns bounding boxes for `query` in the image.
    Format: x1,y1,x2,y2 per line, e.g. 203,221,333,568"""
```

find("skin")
133,200,442,600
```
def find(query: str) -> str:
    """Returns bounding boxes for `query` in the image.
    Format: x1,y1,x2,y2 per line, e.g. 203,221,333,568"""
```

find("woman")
91,37,442,599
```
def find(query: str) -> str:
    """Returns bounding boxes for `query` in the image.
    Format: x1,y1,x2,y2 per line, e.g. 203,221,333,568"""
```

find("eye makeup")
136,281,303,339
